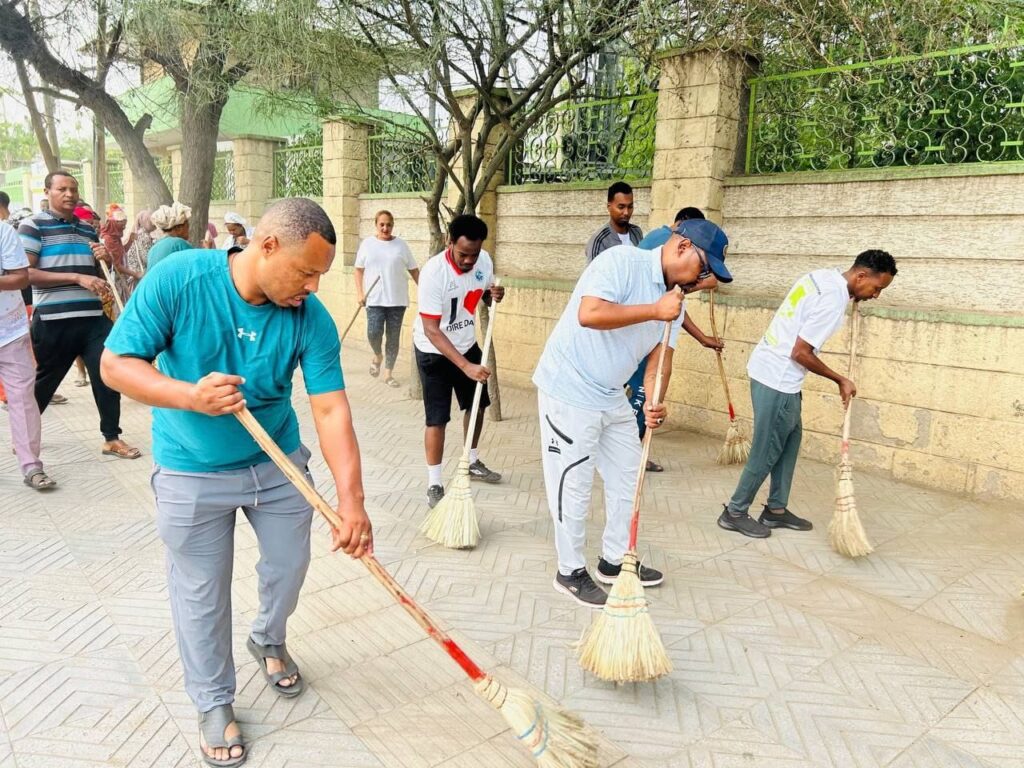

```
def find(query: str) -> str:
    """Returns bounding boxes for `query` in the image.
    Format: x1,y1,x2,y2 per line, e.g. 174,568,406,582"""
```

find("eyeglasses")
694,245,711,279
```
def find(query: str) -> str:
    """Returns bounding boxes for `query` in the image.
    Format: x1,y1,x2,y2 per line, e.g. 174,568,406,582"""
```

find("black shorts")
415,344,491,427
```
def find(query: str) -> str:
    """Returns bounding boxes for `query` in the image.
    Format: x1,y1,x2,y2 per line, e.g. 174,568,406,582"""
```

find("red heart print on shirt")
463,289,484,315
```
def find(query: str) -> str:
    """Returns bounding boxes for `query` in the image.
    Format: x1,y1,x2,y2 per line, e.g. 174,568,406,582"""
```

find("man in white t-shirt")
413,214,505,509
354,210,420,387
0,221,56,489
719,249,898,539
535,219,733,607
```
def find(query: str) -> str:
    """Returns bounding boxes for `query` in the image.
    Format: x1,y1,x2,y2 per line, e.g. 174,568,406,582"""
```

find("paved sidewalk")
1,344,1022,767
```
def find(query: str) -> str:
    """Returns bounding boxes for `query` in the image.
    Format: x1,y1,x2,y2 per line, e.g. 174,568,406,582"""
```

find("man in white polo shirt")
718,249,897,538
413,214,505,509
534,219,733,607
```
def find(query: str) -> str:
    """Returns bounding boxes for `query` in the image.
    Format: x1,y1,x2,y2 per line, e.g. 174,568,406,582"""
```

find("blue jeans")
366,306,406,370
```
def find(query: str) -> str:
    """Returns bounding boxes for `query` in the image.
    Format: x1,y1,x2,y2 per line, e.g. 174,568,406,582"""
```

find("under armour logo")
237,328,258,341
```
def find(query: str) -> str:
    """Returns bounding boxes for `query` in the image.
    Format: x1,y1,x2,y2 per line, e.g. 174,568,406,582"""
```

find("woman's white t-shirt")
746,268,850,393
354,236,418,307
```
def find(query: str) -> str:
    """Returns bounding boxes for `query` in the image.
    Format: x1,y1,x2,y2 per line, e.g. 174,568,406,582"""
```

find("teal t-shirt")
146,236,192,269
106,249,345,472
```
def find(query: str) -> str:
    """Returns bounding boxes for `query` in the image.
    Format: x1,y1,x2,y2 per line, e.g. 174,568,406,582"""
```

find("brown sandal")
102,442,142,460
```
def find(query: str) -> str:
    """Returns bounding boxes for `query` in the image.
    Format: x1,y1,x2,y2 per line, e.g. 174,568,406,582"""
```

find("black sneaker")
717,504,771,538
468,460,502,484
426,484,445,509
595,557,664,587
758,505,813,531
553,568,607,608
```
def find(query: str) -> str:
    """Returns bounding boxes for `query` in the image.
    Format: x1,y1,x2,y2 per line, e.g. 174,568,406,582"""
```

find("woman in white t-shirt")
354,210,420,387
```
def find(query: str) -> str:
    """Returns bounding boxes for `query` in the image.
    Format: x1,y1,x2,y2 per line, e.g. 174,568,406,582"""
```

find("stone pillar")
651,47,757,225
321,118,370,266
232,137,278,223
80,160,95,208
168,145,183,198
447,90,509,258
120,157,150,222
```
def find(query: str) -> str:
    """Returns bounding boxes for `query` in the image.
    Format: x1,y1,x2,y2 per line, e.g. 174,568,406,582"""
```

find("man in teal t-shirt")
101,198,372,768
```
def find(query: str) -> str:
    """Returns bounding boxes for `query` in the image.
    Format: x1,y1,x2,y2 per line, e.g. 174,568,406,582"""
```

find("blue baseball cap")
673,219,732,283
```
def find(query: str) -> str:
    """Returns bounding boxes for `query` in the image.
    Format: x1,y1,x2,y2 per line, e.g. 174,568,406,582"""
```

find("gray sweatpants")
151,445,314,713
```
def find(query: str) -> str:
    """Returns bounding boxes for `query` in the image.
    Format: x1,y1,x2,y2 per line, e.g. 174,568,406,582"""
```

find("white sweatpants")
538,389,641,575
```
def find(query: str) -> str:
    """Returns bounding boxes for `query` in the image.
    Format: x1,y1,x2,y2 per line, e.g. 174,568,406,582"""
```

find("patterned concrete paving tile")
928,687,1024,768
739,675,926,768
681,547,821,601
915,558,1024,646
887,736,1000,768
774,575,911,636
661,719,813,767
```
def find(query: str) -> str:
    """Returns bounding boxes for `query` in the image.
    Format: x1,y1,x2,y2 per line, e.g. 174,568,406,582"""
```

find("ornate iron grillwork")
746,42,1024,174
508,92,657,185
368,127,436,194
211,152,235,201
106,161,124,203
273,145,323,198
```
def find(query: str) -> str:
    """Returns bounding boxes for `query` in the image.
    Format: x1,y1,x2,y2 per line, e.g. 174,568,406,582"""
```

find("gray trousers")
727,379,803,515
152,445,314,713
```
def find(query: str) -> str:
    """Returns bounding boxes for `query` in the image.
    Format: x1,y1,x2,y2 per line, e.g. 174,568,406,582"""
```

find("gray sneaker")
553,568,607,608
717,504,771,538
426,484,445,509
468,460,502,484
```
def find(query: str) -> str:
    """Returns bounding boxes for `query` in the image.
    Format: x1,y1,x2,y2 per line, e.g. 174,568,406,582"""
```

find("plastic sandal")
383,377,401,388
369,361,381,377
198,704,245,767
246,635,305,698
23,469,57,491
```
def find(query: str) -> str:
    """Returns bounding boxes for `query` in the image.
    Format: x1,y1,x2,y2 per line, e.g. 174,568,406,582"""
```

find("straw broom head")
829,457,873,558
476,676,598,768
420,458,479,549
716,418,751,465
577,552,672,682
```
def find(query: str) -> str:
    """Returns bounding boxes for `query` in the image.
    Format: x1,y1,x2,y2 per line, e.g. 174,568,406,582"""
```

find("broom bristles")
716,419,751,465
829,458,873,558
577,552,672,683
475,676,598,768
420,458,479,549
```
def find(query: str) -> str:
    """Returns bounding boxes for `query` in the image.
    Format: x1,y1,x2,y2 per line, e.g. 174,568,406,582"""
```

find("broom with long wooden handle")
341,275,381,342
578,319,673,683
420,278,500,549
235,405,596,768
709,289,750,464
828,306,873,558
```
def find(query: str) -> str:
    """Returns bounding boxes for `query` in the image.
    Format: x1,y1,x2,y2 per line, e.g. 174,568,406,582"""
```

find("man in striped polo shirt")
18,170,141,459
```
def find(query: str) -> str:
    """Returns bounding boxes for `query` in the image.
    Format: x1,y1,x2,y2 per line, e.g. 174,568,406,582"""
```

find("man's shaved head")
256,198,336,246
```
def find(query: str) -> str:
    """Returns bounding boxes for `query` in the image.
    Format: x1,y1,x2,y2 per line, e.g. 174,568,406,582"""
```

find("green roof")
117,77,320,147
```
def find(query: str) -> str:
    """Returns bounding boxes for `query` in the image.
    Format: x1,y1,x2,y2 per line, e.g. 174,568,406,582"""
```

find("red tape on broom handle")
627,317,673,550
235,407,486,682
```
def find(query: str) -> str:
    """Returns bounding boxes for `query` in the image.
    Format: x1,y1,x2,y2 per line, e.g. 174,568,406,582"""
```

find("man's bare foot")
266,656,298,688
200,717,244,763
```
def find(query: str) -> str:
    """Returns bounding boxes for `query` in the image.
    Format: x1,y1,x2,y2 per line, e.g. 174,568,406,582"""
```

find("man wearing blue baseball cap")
533,219,732,606
629,207,727,470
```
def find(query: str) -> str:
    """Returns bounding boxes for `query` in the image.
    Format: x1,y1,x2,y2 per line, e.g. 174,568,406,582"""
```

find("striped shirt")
583,223,643,264
18,211,103,321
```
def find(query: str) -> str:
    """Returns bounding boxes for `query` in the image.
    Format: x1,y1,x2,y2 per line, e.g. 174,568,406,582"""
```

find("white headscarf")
150,202,192,236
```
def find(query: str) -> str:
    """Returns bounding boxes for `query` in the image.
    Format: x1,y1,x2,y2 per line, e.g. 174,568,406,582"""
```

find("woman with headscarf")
100,203,142,302
147,202,193,270
125,209,155,277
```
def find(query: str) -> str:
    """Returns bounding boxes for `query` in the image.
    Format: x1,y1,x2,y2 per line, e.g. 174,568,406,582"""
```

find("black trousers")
31,314,122,440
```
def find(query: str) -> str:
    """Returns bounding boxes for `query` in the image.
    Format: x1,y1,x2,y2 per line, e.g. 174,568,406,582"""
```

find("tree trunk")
0,3,170,208
93,117,107,210
177,94,226,244
14,60,59,172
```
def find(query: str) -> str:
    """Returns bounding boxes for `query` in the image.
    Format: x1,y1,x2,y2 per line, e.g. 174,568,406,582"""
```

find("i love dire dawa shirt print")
413,248,495,355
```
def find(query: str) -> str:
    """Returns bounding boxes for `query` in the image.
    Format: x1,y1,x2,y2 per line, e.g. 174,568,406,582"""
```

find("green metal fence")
508,92,657,185
154,156,173,192
106,161,124,203
211,152,235,201
368,127,436,194
745,42,1024,174
273,144,323,198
